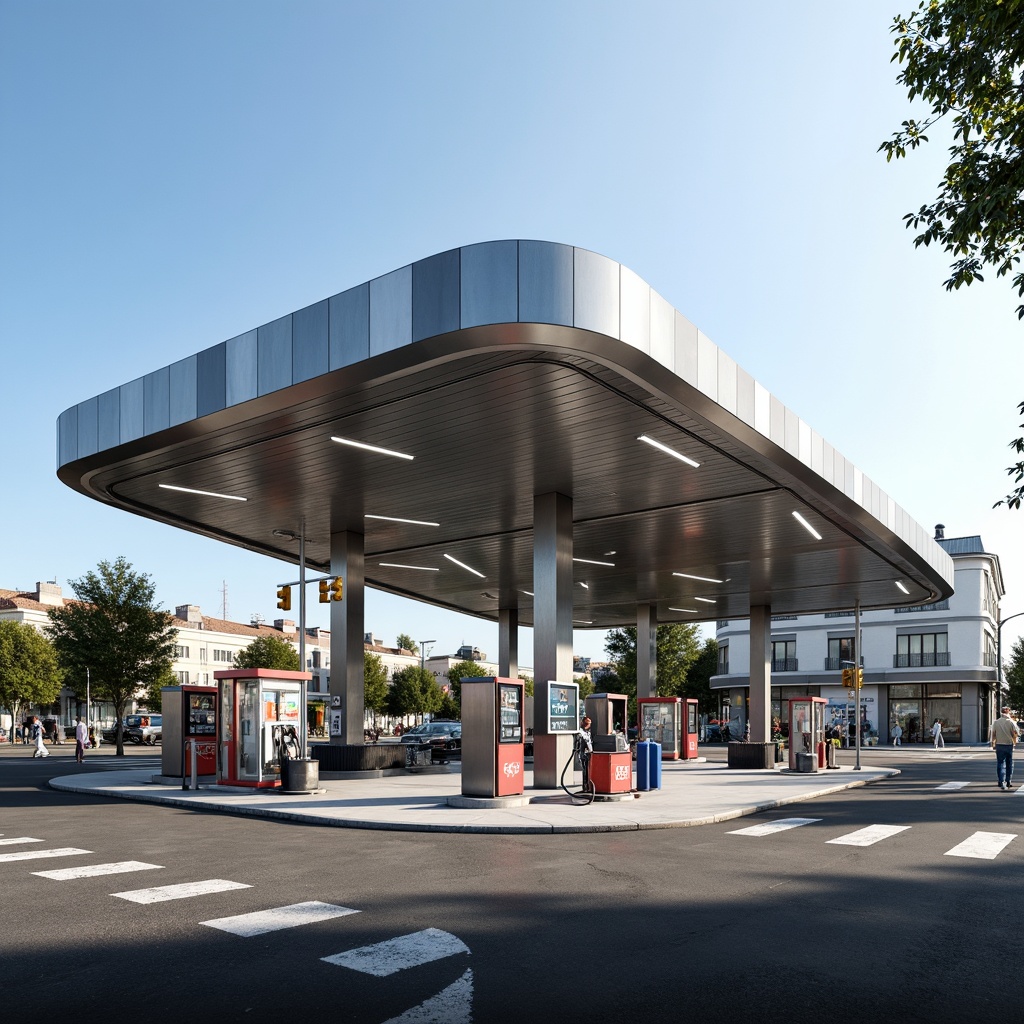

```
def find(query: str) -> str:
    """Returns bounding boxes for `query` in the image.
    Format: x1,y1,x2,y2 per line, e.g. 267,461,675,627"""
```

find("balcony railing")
771,658,799,672
892,652,951,668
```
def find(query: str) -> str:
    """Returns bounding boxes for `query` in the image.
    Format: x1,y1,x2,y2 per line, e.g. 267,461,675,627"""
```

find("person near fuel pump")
578,715,593,791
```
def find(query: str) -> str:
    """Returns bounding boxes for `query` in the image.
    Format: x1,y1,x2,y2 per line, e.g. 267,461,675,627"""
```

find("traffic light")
318,578,331,604
856,667,864,689
841,668,853,687
330,576,343,602
276,585,291,611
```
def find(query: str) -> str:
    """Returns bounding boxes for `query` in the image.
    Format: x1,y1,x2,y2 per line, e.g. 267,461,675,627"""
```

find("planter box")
727,741,775,770
311,743,406,772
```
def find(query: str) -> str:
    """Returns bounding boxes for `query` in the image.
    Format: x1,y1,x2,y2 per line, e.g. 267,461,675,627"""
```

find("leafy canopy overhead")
0,620,63,722
879,0,1024,508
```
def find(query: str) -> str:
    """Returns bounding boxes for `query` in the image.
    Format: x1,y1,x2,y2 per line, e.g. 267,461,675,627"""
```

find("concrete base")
151,774,216,787
592,792,639,802
447,794,533,809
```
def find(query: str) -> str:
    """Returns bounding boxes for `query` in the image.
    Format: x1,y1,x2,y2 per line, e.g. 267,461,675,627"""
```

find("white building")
711,527,1004,744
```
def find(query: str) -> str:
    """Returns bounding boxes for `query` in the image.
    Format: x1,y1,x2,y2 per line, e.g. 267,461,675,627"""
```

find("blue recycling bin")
636,740,651,790
648,740,662,790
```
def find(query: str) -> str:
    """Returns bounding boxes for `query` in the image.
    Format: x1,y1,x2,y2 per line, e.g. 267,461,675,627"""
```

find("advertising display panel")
546,682,579,735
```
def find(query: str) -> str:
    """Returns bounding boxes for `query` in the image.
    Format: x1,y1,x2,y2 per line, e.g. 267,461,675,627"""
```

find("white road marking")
322,928,470,977
111,879,251,903
727,818,821,837
33,861,164,880
383,968,473,1024
935,781,970,791
0,847,90,863
201,901,359,936
0,837,44,846
944,831,1017,860
827,824,911,847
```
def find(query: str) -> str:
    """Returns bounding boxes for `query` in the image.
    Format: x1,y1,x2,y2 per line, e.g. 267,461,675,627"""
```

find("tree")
445,660,488,710
363,651,389,726
138,667,179,711
0,621,63,735
387,665,443,721
396,634,418,655
879,1,1024,508
605,623,703,720
1005,635,1024,712
681,638,719,714
46,557,177,755
233,634,300,671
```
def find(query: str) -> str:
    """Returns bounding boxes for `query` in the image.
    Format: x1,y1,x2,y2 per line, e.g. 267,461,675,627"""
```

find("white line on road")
935,781,971,791
322,928,470,977
826,824,911,847
944,831,1017,860
33,861,164,880
727,818,821,837
383,968,473,1024
201,901,360,936
111,879,251,903
0,837,44,846
0,847,91,863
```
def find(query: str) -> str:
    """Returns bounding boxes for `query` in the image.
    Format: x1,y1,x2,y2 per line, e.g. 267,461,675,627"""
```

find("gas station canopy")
57,240,953,628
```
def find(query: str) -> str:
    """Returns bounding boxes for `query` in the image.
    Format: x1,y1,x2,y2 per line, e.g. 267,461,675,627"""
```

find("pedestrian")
989,706,1021,791
891,722,903,746
51,719,63,745
931,718,944,748
31,716,49,758
15,725,22,744
75,715,88,764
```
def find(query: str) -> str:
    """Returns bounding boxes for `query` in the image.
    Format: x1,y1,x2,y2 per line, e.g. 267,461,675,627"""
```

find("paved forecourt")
48,757,900,835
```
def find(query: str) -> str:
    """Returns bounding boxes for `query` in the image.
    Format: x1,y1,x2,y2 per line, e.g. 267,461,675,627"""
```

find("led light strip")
792,510,822,540
379,563,438,571
331,436,413,460
159,484,247,502
673,572,723,584
637,434,700,468
443,554,485,578
573,557,616,567
895,581,910,595
365,515,439,527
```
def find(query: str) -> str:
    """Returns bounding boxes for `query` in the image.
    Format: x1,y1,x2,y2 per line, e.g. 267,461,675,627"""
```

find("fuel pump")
583,693,634,796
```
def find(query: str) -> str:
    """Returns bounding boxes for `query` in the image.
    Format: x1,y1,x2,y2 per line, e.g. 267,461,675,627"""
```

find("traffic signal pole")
854,601,862,772
298,522,307,758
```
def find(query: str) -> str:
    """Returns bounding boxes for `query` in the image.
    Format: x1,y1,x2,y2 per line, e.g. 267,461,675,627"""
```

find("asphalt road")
1,743,1019,1023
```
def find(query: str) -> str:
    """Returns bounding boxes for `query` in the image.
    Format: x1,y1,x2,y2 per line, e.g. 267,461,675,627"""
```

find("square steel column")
498,607,519,679
532,492,574,787
637,603,657,699
748,604,771,742
330,530,365,745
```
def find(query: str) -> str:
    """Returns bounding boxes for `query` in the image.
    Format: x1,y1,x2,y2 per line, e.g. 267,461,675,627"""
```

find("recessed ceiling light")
444,554,485,578
378,563,438,571
573,558,615,567
579,582,589,589
159,484,247,502
895,580,910,595
365,514,439,527
331,436,413,460
792,510,822,540
637,434,700,468
604,550,617,556
574,620,594,626
673,572,724,584
521,590,534,597
669,607,699,613
694,597,717,604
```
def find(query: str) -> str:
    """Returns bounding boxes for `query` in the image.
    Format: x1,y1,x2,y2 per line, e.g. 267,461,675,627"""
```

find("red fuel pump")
584,693,633,796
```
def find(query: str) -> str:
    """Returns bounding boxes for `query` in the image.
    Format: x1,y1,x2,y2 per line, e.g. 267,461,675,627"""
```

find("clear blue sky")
2,0,1021,663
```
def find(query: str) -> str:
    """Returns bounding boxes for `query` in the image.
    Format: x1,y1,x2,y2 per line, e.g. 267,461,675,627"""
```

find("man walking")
75,715,88,764
989,706,1021,791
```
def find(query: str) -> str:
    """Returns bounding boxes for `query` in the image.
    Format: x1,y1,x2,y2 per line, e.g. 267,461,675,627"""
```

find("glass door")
889,700,922,743
239,680,260,781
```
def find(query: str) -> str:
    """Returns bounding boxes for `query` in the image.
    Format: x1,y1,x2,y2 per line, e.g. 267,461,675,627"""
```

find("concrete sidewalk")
48,758,901,835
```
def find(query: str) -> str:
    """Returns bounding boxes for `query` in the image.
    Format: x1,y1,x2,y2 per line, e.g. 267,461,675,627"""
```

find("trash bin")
281,757,319,792
648,740,662,790
636,740,651,790
795,751,817,774
825,741,838,769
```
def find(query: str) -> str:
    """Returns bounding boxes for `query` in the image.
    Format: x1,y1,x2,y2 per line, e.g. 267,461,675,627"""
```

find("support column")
330,531,365,745
637,603,657,699
498,607,519,679
748,604,771,743
532,492,574,787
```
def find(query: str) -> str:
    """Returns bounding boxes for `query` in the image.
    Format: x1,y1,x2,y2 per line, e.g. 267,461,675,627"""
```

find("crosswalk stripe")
201,901,359,937
935,781,970,790
0,837,43,846
0,847,91,863
322,928,470,977
727,817,821,837
827,824,911,847
33,861,164,880
383,968,473,1024
111,879,251,903
944,831,1017,860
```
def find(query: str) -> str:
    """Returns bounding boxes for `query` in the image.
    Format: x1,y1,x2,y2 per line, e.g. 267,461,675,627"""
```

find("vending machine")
637,696,683,759
161,684,218,778
216,668,310,788
461,677,525,798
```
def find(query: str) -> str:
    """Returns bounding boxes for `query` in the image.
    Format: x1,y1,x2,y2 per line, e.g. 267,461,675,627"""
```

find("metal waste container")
795,751,817,774
281,757,319,792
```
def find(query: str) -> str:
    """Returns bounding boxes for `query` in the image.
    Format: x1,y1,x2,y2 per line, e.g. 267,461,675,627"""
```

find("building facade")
711,529,1004,745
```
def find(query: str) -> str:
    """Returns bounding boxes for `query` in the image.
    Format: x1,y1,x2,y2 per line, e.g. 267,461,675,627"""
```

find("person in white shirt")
75,715,88,764
891,723,903,746
989,707,1021,791
931,718,944,748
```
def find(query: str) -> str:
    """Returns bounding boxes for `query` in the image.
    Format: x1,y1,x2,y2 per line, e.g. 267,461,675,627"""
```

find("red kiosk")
585,692,633,795
788,696,828,771
461,677,526,798
636,697,700,759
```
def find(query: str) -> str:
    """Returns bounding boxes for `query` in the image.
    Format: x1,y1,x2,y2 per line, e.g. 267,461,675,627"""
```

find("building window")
718,644,729,675
199,648,207,663
894,633,949,668
312,650,321,669
771,640,797,672
826,637,854,671
176,670,189,684
213,649,234,663
174,645,189,659
894,600,950,614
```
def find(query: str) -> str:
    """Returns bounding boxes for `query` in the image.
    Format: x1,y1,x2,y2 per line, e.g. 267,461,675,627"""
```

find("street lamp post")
419,640,436,675
997,610,1024,709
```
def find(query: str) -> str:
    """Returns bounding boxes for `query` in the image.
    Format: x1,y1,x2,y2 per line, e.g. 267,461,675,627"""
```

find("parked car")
399,721,461,749
126,714,162,745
